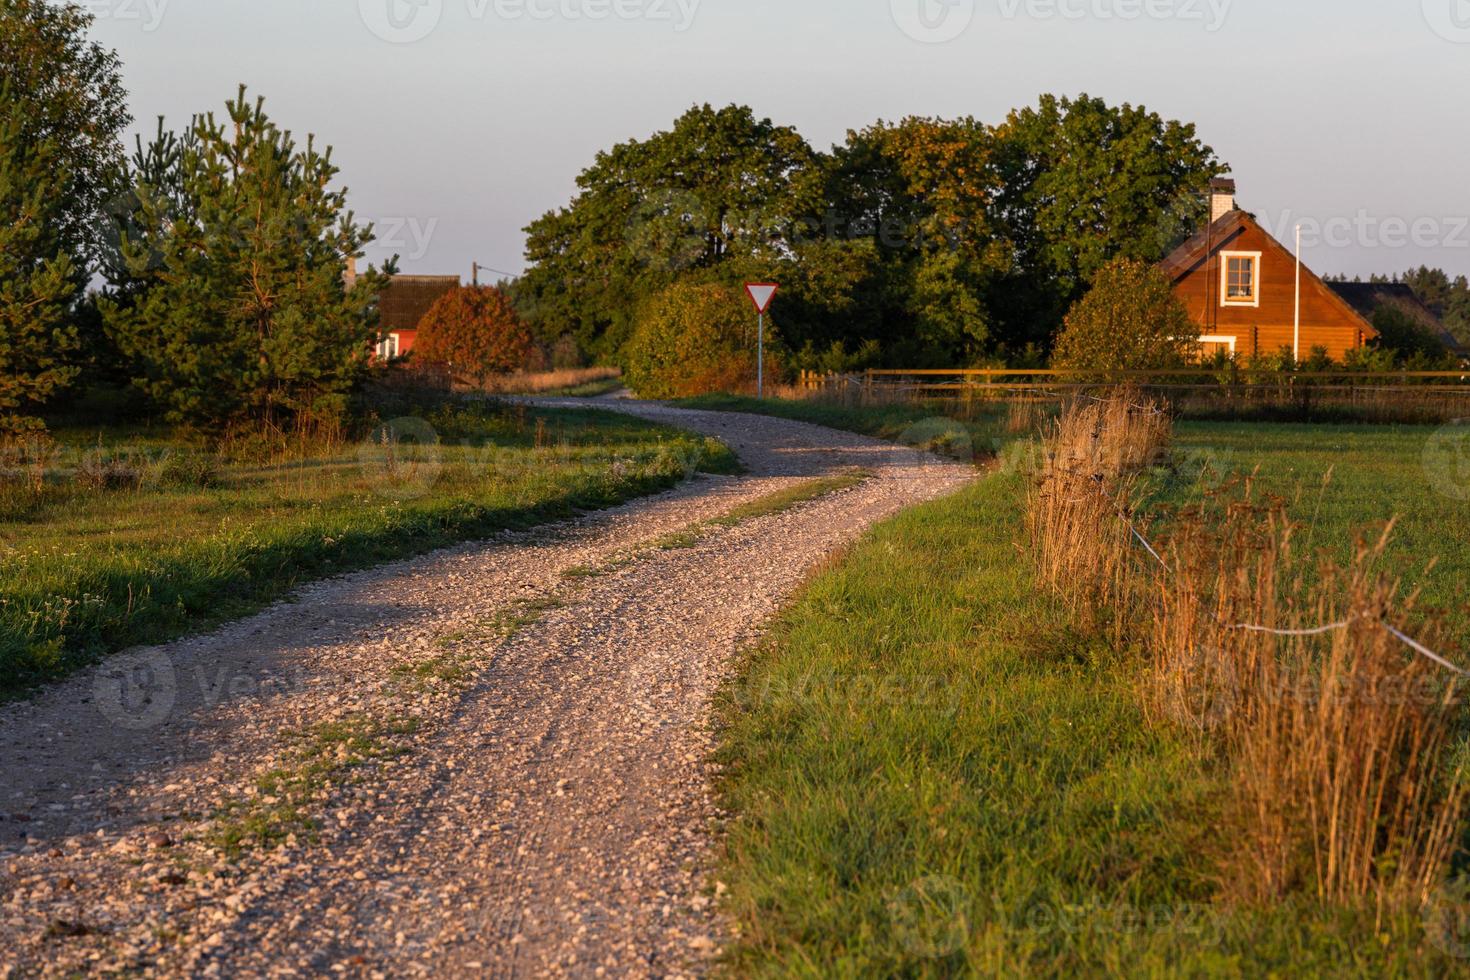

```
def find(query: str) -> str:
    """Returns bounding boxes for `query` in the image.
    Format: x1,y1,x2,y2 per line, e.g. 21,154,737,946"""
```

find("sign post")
744,283,778,398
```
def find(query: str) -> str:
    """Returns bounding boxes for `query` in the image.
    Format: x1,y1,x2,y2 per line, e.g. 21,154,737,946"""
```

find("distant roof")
1326,281,1464,353
379,275,461,332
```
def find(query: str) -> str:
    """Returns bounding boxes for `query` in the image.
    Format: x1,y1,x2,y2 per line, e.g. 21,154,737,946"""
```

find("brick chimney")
1209,177,1237,224
344,254,358,290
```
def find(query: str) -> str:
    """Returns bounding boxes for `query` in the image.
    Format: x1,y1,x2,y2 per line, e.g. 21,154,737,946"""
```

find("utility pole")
1293,225,1302,363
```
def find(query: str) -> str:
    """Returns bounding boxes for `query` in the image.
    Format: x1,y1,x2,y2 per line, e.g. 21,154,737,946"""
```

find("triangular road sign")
744,282,779,314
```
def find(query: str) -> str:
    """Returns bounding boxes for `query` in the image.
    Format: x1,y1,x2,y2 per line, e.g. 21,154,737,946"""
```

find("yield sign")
744,282,778,314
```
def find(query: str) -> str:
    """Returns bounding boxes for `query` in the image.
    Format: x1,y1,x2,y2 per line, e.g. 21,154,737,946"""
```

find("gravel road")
0,402,973,978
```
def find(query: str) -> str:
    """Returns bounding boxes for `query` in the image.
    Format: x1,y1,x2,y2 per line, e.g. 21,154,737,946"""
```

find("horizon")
86,0,1470,282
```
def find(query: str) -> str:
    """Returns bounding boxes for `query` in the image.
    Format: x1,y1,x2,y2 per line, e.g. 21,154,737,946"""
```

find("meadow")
0,399,735,696
706,396,1470,974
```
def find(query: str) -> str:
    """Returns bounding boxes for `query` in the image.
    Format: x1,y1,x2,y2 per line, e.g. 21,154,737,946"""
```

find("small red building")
346,259,462,361
1160,180,1377,361
374,275,461,360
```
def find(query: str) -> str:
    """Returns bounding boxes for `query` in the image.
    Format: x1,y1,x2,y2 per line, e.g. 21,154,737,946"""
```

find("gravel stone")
0,402,972,978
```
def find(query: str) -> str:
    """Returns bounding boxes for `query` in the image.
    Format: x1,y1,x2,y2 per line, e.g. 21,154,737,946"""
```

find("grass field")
1171,421,1470,631
715,468,1464,976
0,400,735,696
709,398,1470,974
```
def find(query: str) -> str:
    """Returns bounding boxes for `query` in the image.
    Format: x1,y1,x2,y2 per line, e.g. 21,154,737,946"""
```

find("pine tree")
102,87,386,427
0,85,81,434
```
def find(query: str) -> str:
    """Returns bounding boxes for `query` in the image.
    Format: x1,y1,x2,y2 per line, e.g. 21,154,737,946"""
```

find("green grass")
1168,421,1470,634
538,377,626,398
0,400,737,696
674,394,1005,465
711,473,869,528
715,467,1460,976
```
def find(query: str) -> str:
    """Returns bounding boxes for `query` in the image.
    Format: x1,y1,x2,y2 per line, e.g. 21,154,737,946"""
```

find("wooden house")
1159,179,1377,361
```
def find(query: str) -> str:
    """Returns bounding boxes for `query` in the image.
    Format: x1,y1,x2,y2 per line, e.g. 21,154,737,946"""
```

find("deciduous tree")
990,94,1223,352
1052,257,1198,374
623,282,778,398
415,285,532,387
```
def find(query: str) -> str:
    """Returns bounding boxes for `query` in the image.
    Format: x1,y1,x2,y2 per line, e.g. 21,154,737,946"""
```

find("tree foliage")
415,285,532,386
518,96,1223,370
0,85,80,433
989,94,1224,352
519,104,821,361
100,87,386,427
1052,257,1198,374
0,0,129,271
623,282,777,399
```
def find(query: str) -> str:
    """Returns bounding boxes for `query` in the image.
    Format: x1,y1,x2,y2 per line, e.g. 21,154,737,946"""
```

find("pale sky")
87,0,1470,281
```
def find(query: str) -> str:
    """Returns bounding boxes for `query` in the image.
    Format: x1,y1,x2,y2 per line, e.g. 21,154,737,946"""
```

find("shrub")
75,453,143,492
1053,256,1198,374
415,285,533,387
623,282,781,399
156,451,219,489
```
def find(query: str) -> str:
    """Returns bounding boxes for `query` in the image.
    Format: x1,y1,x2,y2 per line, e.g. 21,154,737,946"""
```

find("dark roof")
1326,281,1464,353
1158,210,1251,280
379,275,461,332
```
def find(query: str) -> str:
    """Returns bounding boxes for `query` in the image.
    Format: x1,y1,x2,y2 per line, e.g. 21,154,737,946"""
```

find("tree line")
514,99,1225,375
8,1,1459,436
2,0,391,435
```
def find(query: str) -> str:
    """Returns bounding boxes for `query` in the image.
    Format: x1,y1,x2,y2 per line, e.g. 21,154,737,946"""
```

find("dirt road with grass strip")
0,402,972,978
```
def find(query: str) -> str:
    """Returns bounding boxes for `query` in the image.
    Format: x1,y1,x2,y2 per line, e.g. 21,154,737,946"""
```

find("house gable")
1160,209,1376,361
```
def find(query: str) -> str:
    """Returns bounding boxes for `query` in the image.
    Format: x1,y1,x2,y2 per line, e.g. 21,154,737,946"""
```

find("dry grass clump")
1025,388,1170,634
1152,503,1465,913
480,367,622,396
1027,388,1467,919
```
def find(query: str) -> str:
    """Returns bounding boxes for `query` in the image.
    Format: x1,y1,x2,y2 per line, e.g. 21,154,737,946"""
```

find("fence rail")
789,368,1470,424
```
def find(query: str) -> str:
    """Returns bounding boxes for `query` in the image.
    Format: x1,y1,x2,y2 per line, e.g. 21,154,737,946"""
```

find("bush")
623,282,781,399
1053,256,1197,374
415,285,533,387
156,451,219,489
75,453,143,492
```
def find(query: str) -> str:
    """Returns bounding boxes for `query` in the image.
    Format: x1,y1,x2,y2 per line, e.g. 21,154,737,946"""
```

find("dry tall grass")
1027,388,1467,918
480,367,622,396
1025,389,1170,635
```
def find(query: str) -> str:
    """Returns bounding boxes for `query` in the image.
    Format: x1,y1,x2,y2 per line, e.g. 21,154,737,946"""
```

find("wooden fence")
791,369,1470,423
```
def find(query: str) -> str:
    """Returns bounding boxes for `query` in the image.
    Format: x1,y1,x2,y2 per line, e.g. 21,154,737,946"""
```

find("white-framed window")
376,333,400,360
1220,251,1261,307
1198,334,1238,357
